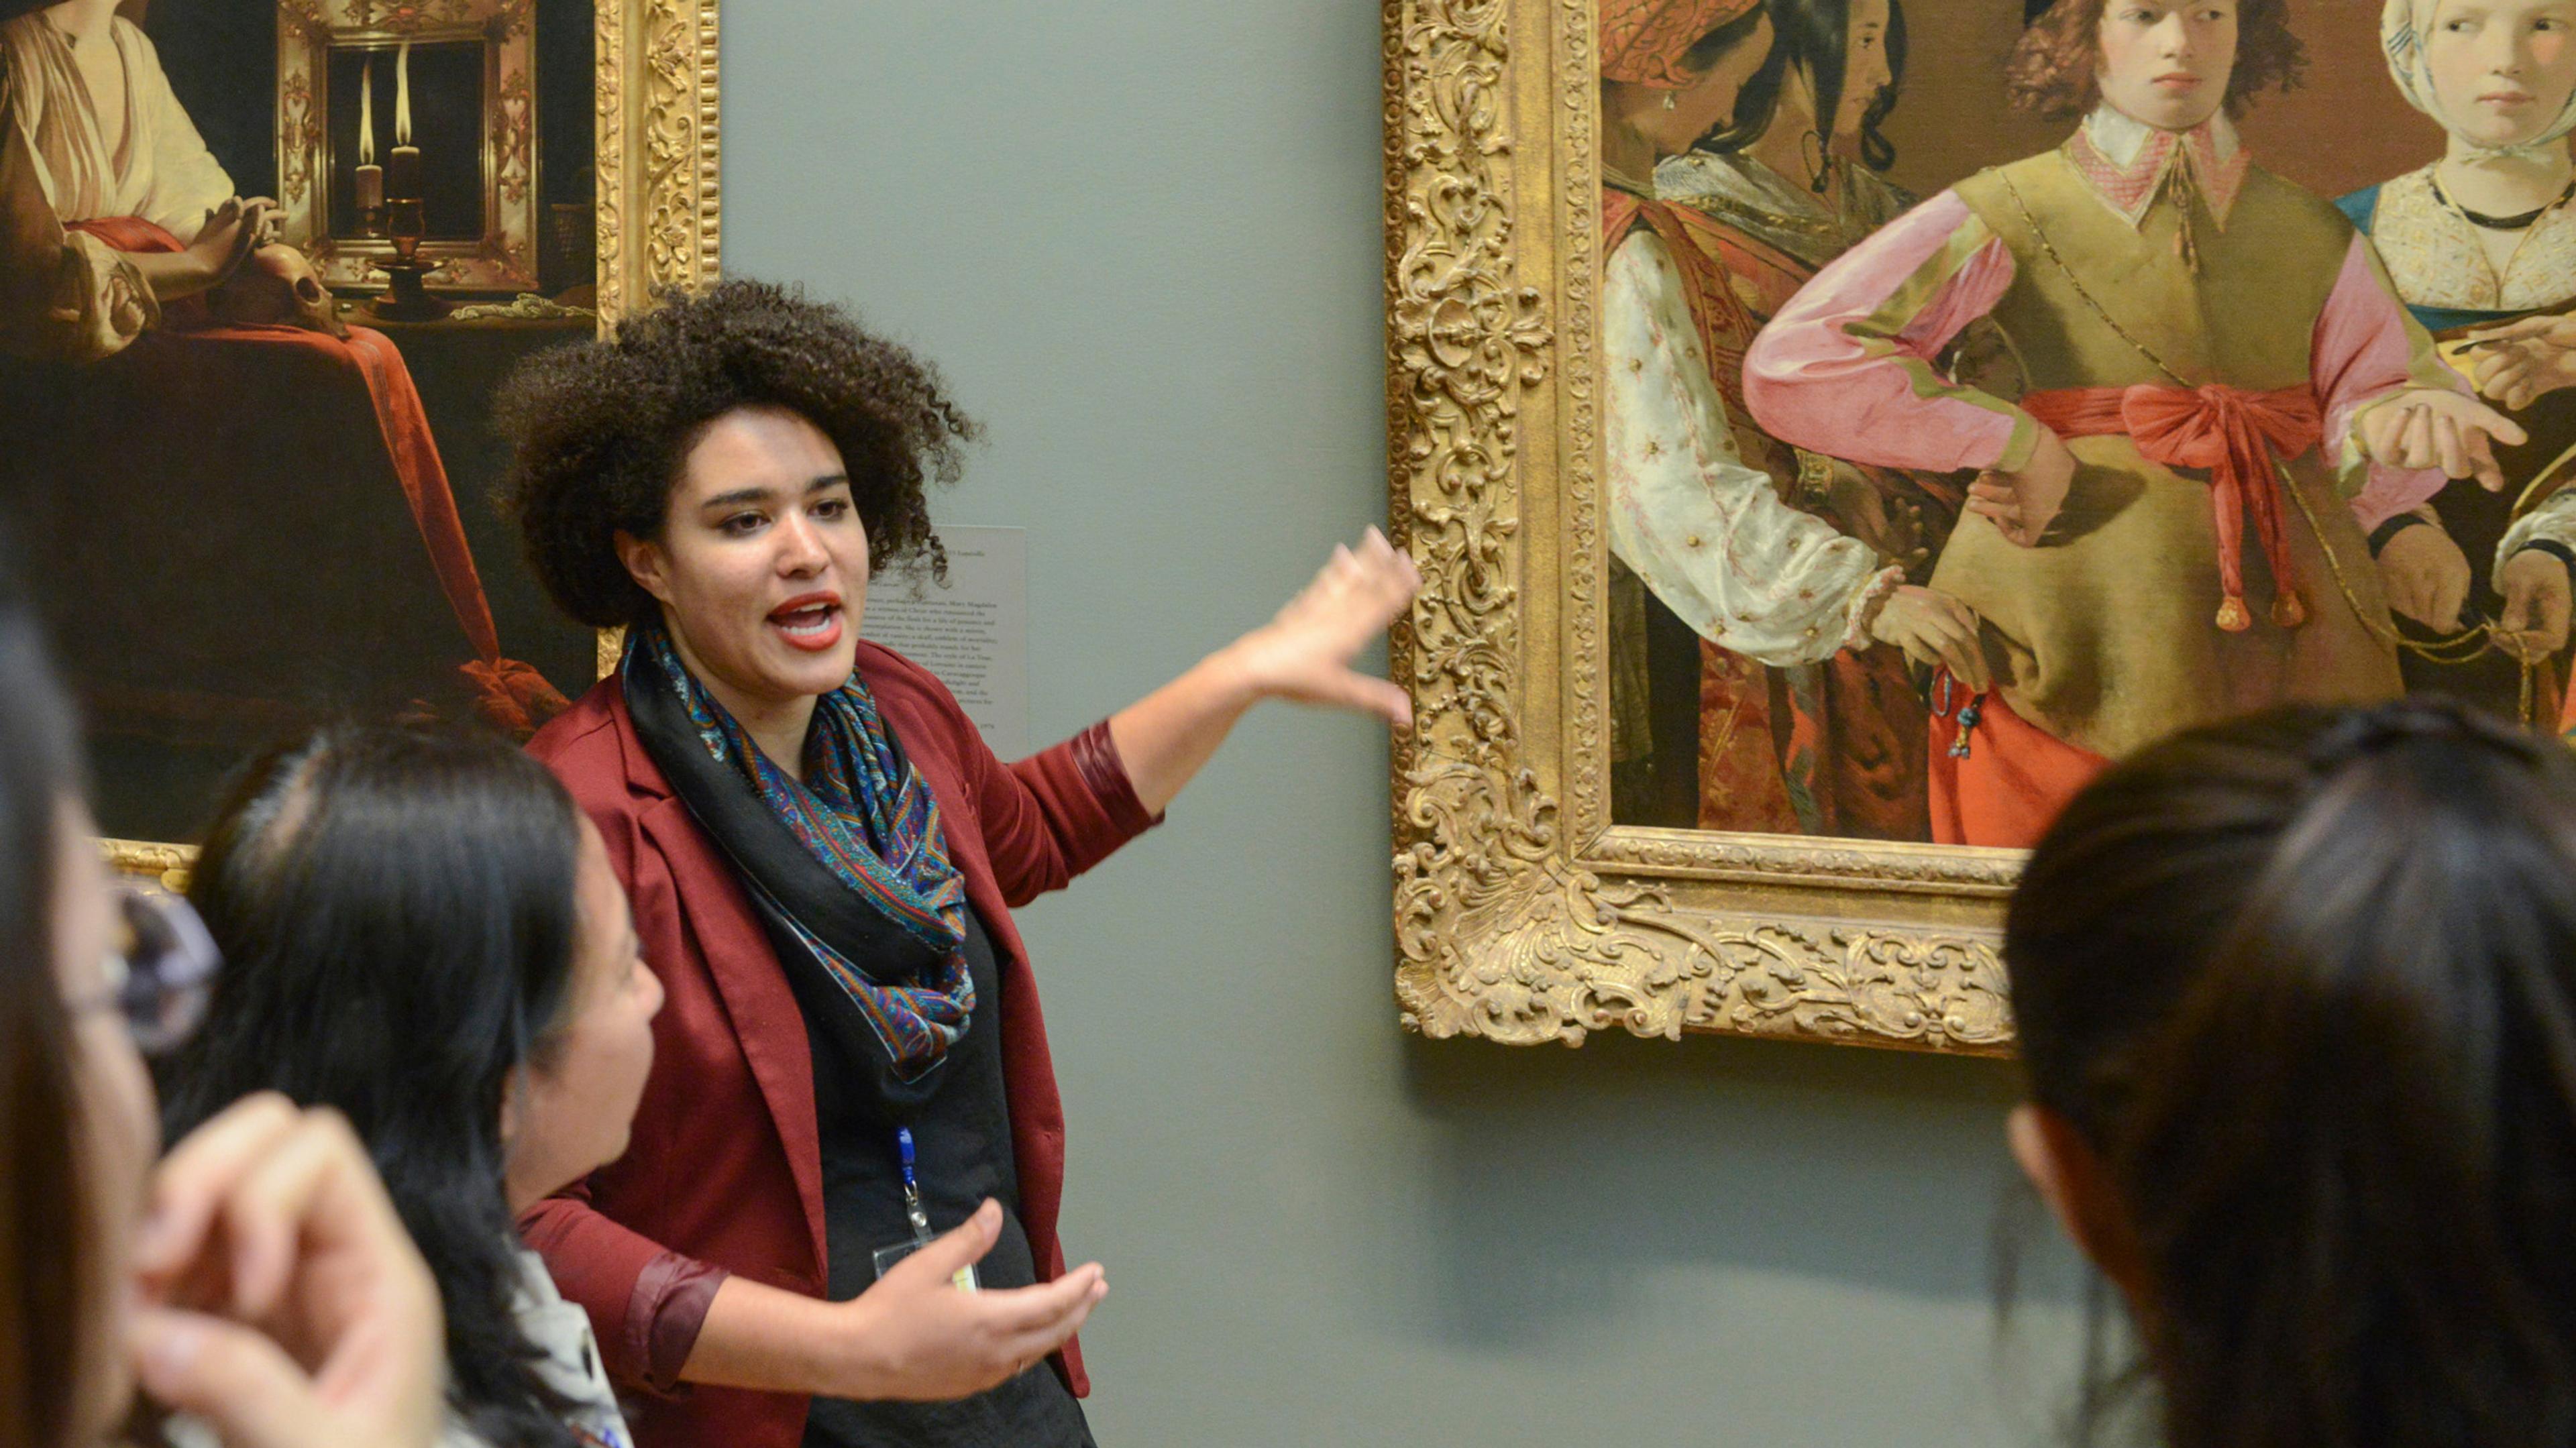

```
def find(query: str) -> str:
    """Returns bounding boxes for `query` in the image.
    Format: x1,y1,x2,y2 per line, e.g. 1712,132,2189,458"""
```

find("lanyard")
898,1125,935,1243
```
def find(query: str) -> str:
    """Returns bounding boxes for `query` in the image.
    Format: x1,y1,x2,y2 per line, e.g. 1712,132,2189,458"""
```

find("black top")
780,902,1094,1448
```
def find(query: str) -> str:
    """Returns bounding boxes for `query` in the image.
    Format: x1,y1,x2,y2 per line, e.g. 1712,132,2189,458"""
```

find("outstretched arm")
1106,528,1419,816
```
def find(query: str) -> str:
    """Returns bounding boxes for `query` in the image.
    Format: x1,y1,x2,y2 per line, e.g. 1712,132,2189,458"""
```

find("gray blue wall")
724,5,2088,1443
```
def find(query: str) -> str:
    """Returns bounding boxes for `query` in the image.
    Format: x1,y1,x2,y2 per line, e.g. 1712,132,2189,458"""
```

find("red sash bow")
2021,383,2323,632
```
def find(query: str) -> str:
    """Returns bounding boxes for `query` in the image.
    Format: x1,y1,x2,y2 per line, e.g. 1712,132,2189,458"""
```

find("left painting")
0,0,716,850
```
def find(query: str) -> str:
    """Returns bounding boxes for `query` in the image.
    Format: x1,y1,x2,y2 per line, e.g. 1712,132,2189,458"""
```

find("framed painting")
0,0,718,884
1385,0,2576,1049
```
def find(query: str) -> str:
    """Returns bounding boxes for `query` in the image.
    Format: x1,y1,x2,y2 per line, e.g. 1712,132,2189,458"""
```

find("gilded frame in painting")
102,0,720,889
1383,0,2017,1053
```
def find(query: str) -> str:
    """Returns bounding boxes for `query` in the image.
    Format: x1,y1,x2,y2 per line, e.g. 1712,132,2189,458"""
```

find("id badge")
872,1225,980,1292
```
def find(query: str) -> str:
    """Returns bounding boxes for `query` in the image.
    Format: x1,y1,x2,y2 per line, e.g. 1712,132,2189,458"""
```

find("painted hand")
1224,526,1422,726
2354,388,2528,493
2464,313,2576,413
1966,425,2075,547
180,199,265,294
2498,547,2574,663
2374,520,2473,632
1865,584,1990,692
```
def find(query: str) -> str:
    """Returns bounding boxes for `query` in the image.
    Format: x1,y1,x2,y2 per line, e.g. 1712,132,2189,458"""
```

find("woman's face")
2426,0,2576,150
2096,0,2238,131
54,799,156,1444
618,405,871,716
1633,12,1779,155
500,818,663,1212
1833,0,1895,143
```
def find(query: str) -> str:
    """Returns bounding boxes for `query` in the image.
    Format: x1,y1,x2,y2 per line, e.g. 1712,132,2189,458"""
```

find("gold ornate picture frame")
1384,0,2017,1054
276,0,544,294
91,0,720,887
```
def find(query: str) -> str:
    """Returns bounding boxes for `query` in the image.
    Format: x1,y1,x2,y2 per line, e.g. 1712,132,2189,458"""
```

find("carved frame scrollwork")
1383,0,2017,1054
103,0,718,885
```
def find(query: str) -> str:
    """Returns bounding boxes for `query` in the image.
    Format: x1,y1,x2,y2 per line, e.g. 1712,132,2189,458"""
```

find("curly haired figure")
1743,0,2527,846
494,280,1417,1448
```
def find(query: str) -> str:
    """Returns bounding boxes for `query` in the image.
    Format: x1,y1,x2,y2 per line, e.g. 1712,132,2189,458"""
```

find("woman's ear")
2008,1102,2149,1304
613,528,675,606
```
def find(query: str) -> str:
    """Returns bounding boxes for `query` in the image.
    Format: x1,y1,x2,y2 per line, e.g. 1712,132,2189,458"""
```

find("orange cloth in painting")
1927,675,2107,848
66,217,567,732
1597,0,1760,87
2021,383,2324,634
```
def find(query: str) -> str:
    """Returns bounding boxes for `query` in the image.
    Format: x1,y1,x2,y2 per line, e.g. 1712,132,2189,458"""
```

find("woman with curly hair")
1741,0,2524,847
491,278,1416,1448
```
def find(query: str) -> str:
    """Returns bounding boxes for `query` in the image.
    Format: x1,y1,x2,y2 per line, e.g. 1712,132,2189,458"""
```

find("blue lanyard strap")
897,1125,920,1197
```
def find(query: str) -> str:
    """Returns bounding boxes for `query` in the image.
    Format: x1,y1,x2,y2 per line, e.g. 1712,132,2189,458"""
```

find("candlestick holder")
356,202,386,240
371,203,451,321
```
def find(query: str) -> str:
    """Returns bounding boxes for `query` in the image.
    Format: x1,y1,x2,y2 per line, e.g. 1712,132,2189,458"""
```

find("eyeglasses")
73,887,221,1056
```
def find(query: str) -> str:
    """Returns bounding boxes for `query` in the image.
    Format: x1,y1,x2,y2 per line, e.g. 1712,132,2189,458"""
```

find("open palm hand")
1226,527,1421,726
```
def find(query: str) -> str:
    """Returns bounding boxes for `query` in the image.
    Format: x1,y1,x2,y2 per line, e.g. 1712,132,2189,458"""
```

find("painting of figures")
1596,0,2576,848
0,0,614,843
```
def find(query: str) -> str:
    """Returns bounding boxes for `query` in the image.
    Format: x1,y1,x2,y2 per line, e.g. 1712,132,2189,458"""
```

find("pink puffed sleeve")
1742,191,2035,476
2311,232,2466,531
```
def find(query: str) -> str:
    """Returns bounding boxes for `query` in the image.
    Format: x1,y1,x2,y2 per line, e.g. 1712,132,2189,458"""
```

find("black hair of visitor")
0,554,87,1448
159,725,590,1448
1705,0,1909,176
2006,699,2576,1448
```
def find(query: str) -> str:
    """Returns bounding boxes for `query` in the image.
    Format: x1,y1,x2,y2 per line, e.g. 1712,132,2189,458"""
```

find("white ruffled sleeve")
1602,229,1888,667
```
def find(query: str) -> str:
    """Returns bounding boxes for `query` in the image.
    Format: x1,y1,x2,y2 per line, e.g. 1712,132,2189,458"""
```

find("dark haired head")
161,725,588,1448
2008,699,2576,1448
493,278,977,630
2006,0,2304,119
1703,0,1909,176
0,554,87,1448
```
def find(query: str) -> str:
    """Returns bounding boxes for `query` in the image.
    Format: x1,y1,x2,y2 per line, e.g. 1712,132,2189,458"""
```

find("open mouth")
2481,91,2536,106
767,592,845,653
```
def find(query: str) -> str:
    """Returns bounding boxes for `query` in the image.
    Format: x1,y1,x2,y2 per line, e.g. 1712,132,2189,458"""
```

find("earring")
1802,128,1831,192
1662,90,1677,110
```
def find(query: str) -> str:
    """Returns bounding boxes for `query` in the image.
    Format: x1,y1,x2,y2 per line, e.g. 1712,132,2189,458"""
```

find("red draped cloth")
66,217,565,732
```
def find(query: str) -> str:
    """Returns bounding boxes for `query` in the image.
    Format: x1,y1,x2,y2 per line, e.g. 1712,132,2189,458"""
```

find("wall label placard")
862,525,1030,761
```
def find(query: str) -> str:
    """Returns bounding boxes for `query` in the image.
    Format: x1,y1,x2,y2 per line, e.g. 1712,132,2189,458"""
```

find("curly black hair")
492,278,977,629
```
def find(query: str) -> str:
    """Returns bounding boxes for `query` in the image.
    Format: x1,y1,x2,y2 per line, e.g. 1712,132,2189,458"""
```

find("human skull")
205,243,349,339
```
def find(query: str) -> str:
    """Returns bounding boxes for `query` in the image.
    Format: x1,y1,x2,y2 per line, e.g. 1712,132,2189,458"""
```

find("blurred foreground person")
0,569,443,1448
2007,696,2576,1448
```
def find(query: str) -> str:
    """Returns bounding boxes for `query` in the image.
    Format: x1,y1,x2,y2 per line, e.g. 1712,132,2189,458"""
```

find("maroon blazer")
522,643,1156,1448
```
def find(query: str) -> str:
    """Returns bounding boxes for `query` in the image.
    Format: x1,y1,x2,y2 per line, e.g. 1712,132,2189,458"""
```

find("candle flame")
358,59,375,165
394,40,411,146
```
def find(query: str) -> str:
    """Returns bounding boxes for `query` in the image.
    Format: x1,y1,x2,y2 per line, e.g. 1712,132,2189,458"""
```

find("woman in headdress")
2339,0,2576,722
1741,0,2524,847
1600,0,1987,837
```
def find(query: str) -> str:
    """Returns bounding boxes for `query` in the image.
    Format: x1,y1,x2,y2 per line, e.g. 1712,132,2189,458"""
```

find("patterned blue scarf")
628,624,975,1080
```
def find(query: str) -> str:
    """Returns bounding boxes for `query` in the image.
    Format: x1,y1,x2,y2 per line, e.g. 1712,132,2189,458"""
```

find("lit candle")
354,58,383,211
386,41,422,202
